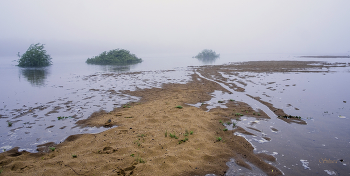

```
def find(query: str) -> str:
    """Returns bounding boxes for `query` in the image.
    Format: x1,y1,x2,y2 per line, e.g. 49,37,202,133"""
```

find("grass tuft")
136,154,145,163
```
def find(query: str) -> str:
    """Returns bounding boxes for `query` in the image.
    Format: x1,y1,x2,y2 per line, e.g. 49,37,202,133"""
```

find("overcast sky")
1,0,349,57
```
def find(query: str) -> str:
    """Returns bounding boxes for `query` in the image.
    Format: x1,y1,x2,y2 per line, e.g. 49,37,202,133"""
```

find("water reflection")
193,49,220,64
19,67,50,87
195,57,219,64
88,63,139,73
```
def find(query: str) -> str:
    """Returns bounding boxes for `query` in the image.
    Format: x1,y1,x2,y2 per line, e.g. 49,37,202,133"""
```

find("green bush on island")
17,43,52,67
86,49,142,65
193,49,220,59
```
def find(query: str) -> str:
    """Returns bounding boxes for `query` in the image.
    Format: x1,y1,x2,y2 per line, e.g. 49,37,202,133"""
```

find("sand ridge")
0,73,282,176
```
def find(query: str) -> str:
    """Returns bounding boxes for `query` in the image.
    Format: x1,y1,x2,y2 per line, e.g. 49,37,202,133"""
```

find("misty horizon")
1,1,350,57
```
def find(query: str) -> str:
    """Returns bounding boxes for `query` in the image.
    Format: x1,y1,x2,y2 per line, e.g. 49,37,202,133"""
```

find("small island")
193,49,220,64
17,43,52,67
193,49,220,59
86,49,142,65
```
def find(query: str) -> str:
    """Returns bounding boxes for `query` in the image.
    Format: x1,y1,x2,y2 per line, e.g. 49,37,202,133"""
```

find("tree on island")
193,49,220,59
17,43,52,67
193,49,220,64
86,49,142,65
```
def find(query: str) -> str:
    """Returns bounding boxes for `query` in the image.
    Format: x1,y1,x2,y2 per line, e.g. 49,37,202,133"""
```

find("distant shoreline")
300,55,350,58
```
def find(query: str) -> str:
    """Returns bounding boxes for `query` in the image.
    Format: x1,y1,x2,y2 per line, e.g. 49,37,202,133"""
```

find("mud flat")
1,61,348,176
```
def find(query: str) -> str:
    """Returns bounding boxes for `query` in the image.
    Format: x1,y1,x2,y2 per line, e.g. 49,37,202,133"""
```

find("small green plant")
184,130,189,136
223,128,228,131
8,122,12,127
176,106,183,109
230,99,235,101
258,113,261,116
134,140,141,146
57,116,69,120
136,154,145,163
0,169,3,173
72,155,77,158
218,100,224,103
49,147,55,151
226,122,232,125
253,112,256,115
190,131,193,135
169,133,179,139
3,149,6,152
234,113,244,116
130,154,135,157
165,130,168,137
219,120,223,124
138,134,146,138
216,137,222,141
232,122,236,127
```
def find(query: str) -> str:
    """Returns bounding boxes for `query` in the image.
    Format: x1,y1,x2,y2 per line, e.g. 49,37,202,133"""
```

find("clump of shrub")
193,49,220,59
86,49,142,65
17,43,52,67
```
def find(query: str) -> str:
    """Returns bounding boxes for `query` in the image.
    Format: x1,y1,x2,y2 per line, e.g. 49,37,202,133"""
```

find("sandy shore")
1,61,347,176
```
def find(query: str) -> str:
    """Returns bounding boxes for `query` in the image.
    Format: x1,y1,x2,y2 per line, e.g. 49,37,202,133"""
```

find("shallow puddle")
0,68,192,152
193,66,350,175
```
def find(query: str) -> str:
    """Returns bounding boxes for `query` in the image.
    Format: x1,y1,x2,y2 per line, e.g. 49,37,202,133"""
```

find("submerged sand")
1,61,347,176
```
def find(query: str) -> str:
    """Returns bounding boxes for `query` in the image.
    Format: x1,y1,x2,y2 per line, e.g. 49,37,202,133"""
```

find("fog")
1,0,350,57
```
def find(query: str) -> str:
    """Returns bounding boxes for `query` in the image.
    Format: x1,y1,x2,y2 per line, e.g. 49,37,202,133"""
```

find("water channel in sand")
1,53,349,175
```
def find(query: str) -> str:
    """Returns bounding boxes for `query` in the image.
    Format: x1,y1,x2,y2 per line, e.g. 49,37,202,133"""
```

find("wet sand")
1,61,347,176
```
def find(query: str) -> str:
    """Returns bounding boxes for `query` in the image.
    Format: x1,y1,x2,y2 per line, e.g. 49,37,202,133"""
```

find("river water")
0,53,349,175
